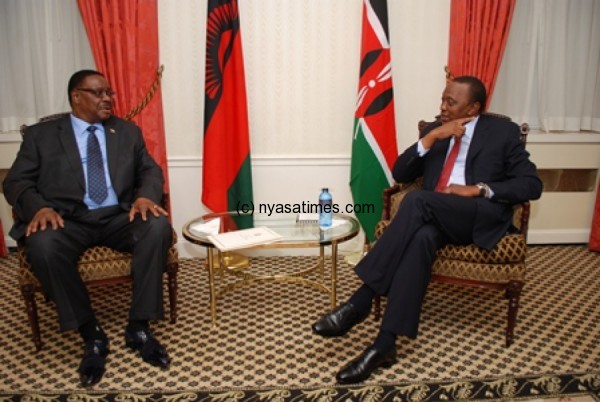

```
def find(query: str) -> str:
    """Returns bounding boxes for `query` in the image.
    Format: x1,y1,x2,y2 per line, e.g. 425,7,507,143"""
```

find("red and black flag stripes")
203,0,253,213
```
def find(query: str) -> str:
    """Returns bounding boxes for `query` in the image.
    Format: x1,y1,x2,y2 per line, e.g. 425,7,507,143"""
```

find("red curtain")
77,0,170,201
447,0,515,106
590,189,600,251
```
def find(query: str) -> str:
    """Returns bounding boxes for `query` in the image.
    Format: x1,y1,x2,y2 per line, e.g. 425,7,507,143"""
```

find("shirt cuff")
417,139,429,157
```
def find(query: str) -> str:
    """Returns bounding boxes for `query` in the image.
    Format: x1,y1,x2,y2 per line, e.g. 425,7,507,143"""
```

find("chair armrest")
374,220,391,240
376,178,424,242
382,178,424,221
512,201,531,241
382,185,401,221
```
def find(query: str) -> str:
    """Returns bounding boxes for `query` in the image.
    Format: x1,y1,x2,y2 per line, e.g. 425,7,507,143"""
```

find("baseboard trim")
4,228,591,258
4,229,591,259
527,229,590,244
3,236,15,249
168,155,351,168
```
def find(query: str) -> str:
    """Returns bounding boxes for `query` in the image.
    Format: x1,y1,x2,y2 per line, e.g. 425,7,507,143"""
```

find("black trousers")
25,206,172,331
355,190,478,338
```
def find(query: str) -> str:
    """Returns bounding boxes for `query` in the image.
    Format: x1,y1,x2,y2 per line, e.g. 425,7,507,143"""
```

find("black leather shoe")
78,338,110,387
336,345,397,384
312,303,369,337
124,327,170,369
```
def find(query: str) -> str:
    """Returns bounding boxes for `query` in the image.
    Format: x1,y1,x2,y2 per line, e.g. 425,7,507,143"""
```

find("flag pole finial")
444,66,454,82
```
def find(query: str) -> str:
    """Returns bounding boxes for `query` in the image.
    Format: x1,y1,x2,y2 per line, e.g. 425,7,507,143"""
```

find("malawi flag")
350,0,398,242
203,0,253,213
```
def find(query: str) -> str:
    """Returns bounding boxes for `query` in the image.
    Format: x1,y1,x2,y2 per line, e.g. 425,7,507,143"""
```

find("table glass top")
182,212,360,248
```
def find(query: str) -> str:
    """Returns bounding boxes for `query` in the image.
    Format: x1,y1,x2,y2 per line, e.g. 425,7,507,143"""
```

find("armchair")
16,113,179,351
373,114,531,347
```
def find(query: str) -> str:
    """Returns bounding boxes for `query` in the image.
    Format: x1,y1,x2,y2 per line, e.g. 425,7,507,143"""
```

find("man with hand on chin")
3,70,172,387
312,76,542,384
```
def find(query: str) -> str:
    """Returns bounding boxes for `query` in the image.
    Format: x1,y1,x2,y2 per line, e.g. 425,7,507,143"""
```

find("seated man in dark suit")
312,76,543,384
3,70,172,387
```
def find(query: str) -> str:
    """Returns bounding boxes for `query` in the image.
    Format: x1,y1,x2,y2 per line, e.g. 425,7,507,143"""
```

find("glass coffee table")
182,212,360,326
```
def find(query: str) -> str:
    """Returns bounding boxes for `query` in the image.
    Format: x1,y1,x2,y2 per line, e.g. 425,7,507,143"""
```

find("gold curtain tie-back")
123,65,165,121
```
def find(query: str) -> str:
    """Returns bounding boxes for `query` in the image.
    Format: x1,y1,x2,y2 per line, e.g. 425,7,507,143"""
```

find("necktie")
435,137,462,192
86,126,108,204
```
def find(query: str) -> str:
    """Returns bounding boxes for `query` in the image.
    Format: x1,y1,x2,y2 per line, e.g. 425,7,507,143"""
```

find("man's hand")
27,207,64,237
421,116,475,150
441,184,481,198
129,197,168,222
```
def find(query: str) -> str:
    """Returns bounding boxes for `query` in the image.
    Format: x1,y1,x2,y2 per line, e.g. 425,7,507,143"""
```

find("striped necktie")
86,126,108,204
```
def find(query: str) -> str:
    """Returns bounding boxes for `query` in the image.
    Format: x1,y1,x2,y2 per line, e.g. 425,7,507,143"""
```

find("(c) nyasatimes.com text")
236,201,375,216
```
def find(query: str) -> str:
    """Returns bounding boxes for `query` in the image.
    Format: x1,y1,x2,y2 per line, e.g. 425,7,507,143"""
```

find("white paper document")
189,218,221,236
207,226,283,251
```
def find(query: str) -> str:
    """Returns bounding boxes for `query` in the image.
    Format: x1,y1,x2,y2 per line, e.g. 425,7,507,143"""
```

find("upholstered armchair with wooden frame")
16,112,179,351
373,113,531,347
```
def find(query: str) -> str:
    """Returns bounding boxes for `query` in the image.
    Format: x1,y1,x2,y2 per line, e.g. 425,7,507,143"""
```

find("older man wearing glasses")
3,70,172,387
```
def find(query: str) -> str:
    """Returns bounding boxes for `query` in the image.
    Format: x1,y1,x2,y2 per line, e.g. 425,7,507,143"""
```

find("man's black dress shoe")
78,338,110,387
336,345,397,384
312,302,369,337
124,327,171,369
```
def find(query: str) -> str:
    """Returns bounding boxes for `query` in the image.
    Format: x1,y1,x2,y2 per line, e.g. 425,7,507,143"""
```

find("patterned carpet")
0,245,598,401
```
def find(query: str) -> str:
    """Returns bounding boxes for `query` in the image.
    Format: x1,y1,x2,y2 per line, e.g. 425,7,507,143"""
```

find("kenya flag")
203,0,253,213
350,0,398,242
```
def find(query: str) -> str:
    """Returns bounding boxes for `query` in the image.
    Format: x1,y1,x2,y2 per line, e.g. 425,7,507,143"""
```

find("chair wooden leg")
505,281,523,347
21,285,42,351
167,262,178,323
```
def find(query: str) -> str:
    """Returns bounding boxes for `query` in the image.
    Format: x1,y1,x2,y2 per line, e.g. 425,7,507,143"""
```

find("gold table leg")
331,242,338,308
206,243,340,323
207,248,217,327
214,251,249,271
319,245,325,282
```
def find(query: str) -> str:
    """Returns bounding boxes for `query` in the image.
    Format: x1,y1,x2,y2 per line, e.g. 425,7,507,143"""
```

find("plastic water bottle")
319,188,333,228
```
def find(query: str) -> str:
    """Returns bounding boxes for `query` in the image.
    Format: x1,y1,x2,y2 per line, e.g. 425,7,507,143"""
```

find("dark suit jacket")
392,114,543,249
2,115,164,240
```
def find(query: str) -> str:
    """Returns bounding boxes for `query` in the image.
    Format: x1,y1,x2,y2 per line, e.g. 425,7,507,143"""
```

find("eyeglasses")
76,88,116,98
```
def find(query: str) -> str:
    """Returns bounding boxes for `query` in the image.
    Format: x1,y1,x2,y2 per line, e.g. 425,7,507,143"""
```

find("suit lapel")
465,115,491,183
58,116,86,190
103,117,120,185
468,115,489,155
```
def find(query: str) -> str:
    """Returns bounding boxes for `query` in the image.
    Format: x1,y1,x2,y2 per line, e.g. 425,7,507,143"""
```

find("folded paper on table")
189,218,221,236
296,213,345,230
296,213,318,223
208,226,283,251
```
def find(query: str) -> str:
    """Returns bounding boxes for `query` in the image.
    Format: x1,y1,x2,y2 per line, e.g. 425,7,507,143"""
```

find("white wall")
158,0,450,160
526,136,600,244
158,0,451,257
